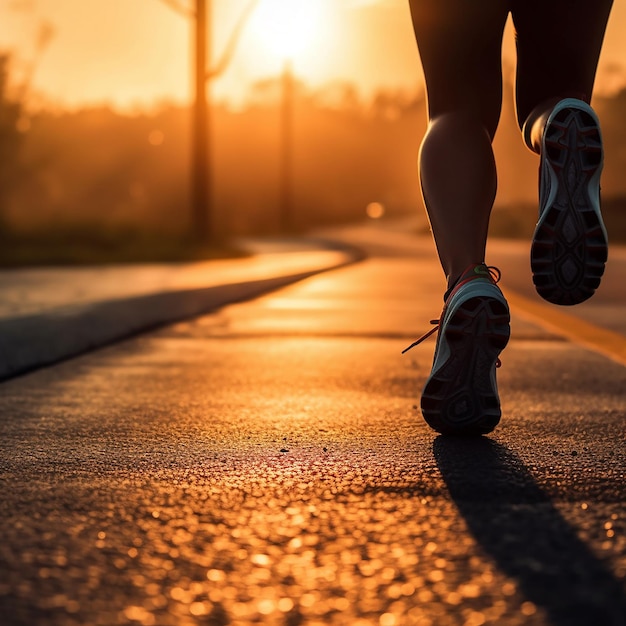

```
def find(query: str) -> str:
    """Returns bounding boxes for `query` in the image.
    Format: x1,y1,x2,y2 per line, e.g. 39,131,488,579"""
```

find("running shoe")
531,98,608,305
403,265,510,436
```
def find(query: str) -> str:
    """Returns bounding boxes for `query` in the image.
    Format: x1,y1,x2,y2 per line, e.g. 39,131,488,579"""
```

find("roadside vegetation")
2,52,626,265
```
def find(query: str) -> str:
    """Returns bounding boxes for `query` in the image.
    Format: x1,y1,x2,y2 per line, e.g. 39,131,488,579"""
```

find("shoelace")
483,265,501,283
401,320,439,354
401,264,503,368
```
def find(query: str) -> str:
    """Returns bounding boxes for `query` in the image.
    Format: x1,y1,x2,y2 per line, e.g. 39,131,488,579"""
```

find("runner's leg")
512,0,613,150
513,0,613,305
408,0,509,289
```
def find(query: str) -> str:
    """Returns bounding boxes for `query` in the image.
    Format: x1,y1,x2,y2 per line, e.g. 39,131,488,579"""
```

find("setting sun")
249,0,323,60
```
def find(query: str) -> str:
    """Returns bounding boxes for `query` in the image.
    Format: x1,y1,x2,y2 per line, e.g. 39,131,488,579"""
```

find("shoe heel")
421,294,510,436
532,102,608,305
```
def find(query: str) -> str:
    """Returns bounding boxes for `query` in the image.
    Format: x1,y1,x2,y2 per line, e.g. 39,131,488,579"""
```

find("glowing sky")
1,0,625,111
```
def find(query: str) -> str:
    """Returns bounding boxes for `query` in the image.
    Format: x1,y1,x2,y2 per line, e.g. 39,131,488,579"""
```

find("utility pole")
192,0,210,243
279,59,294,233
160,0,257,244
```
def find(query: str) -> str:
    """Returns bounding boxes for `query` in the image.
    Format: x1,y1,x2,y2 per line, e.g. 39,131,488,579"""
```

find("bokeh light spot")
189,601,209,616
148,130,164,146
257,598,275,615
380,613,397,626
277,597,294,612
366,201,385,219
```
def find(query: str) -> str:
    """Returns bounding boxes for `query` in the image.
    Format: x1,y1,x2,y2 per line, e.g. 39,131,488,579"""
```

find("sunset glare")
1,1,625,110
0,0,626,252
250,0,323,60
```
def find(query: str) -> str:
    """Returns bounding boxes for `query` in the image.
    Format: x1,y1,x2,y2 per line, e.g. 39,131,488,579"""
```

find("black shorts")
409,0,613,136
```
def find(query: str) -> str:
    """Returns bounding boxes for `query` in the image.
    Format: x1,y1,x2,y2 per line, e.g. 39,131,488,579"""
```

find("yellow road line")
504,289,626,367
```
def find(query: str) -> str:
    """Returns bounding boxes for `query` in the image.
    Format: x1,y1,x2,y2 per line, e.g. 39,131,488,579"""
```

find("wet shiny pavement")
1,226,625,626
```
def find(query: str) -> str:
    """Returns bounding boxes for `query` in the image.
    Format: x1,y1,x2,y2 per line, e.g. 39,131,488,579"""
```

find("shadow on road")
433,437,626,626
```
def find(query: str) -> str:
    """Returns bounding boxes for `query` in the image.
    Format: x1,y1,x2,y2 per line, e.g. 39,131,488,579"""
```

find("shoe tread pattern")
531,106,607,305
421,295,510,436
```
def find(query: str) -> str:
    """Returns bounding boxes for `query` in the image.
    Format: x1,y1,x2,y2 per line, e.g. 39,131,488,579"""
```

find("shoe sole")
421,295,510,436
531,101,608,305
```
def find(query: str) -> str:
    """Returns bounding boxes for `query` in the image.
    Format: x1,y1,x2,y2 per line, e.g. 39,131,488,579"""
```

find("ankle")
522,94,590,153
444,262,486,300
522,98,560,153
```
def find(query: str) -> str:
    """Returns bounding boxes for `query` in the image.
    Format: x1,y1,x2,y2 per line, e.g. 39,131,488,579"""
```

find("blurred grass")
0,224,248,267
417,196,626,243
488,196,626,242
4,195,626,267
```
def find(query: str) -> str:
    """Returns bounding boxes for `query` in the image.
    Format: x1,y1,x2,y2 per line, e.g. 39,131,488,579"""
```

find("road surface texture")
0,223,625,626
0,240,356,381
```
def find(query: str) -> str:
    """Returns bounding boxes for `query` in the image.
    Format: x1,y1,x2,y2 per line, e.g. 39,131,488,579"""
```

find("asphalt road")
1,224,625,626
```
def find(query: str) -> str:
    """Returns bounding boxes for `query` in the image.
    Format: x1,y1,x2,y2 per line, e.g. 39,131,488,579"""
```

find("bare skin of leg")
410,0,611,293
420,112,497,291
408,0,508,293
